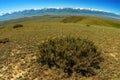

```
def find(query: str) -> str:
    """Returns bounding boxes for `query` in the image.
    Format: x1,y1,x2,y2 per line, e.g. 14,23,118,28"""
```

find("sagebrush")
38,36,104,77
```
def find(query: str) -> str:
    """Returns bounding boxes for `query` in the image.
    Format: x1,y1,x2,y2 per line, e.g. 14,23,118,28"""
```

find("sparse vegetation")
38,36,104,77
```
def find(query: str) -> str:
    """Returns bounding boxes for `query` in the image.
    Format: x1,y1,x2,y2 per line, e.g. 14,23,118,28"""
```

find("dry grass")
0,16,120,80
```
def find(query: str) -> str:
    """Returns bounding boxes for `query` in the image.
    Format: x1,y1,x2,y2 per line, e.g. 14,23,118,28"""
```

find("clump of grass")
38,36,104,77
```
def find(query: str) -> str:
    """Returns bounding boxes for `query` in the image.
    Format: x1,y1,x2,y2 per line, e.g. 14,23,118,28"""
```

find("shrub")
0,38,10,44
38,36,104,77
13,24,23,29
86,24,90,27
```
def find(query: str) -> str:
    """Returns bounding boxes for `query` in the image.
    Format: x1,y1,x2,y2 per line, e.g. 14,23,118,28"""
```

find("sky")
0,0,120,15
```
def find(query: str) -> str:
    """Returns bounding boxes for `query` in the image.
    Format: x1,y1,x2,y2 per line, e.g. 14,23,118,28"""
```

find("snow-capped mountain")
0,8,120,21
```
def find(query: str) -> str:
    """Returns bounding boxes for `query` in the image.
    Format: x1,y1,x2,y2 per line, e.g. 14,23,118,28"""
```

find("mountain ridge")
0,8,120,21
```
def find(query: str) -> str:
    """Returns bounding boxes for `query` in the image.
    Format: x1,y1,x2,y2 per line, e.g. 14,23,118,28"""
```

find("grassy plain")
0,16,120,80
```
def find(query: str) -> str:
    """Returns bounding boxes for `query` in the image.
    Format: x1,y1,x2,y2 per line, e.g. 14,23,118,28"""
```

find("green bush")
38,36,104,77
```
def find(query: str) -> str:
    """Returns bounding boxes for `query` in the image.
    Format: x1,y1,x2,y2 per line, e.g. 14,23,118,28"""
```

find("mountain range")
0,8,120,21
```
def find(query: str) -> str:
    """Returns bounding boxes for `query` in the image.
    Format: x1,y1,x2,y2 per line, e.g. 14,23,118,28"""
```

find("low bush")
86,24,90,27
13,24,23,29
0,38,10,44
38,36,104,77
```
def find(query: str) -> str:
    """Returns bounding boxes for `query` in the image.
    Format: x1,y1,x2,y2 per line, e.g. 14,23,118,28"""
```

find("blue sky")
0,0,120,15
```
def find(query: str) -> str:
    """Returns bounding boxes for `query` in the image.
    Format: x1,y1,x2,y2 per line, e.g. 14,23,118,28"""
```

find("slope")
62,16,120,28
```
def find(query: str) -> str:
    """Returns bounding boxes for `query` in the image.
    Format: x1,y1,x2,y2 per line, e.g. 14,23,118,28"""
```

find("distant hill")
61,16,120,28
0,8,120,21
0,15,120,29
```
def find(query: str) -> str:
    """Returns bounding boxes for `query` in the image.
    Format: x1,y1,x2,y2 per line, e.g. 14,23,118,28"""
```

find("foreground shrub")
38,36,104,77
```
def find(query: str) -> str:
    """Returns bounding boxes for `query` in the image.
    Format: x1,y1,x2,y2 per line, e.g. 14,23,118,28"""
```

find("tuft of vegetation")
0,38,10,44
86,24,90,27
38,36,104,77
13,24,23,29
